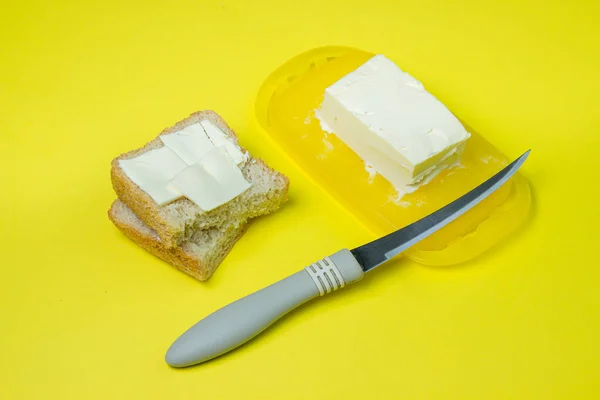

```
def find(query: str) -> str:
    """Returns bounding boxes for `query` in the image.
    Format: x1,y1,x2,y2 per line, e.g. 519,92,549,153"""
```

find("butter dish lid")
255,46,531,266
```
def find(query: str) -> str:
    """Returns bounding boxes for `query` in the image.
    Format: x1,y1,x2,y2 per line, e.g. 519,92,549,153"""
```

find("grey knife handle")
165,249,364,367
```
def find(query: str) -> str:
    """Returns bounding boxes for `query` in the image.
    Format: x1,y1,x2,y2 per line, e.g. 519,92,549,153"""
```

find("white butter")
168,164,219,210
119,120,252,209
317,54,470,192
159,123,214,165
198,148,252,207
200,120,247,165
118,147,187,205
160,122,247,166
169,148,250,212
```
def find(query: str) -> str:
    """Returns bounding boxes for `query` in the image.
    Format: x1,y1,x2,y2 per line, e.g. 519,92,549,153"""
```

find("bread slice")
111,110,289,248
109,200,247,281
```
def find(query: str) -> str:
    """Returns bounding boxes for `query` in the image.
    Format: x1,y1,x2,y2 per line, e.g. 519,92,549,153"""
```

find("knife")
165,150,530,367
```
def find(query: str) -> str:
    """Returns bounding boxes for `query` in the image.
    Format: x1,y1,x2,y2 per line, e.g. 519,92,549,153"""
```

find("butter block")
317,54,470,193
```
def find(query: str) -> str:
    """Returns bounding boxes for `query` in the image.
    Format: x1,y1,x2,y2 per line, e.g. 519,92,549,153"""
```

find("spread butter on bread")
108,110,289,281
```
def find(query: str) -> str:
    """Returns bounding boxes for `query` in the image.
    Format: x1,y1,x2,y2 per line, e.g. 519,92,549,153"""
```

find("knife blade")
165,150,530,368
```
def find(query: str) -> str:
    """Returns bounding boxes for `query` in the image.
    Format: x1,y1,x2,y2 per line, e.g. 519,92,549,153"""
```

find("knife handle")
165,249,364,367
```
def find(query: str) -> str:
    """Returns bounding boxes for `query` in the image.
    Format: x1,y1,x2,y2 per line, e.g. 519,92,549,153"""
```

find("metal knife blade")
351,150,530,272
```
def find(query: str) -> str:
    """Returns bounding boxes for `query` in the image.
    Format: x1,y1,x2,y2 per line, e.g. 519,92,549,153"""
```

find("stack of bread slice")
108,111,289,281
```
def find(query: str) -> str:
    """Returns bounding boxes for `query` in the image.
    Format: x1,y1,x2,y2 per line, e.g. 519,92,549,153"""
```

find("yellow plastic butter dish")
255,46,531,266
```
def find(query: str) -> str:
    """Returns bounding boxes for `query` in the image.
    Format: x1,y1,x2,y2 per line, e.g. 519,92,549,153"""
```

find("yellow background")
2,0,599,398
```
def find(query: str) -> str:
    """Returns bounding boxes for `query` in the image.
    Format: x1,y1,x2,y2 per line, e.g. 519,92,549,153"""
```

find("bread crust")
108,200,247,281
